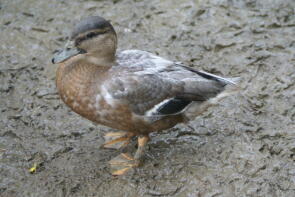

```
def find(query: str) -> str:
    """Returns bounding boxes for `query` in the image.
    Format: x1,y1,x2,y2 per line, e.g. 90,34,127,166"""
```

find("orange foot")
108,153,140,175
108,135,149,175
102,131,134,149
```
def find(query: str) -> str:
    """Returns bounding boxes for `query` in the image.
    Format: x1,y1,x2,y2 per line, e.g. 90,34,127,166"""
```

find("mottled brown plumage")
52,16,239,175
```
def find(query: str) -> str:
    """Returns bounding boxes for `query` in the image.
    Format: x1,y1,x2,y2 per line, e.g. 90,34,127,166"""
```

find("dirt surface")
1,0,295,196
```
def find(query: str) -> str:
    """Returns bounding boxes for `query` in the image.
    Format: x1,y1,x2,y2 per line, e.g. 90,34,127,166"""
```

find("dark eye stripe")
75,31,108,46
86,31,101,39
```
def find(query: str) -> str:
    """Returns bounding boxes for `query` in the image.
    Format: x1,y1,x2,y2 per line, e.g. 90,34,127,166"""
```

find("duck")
52,16,240,175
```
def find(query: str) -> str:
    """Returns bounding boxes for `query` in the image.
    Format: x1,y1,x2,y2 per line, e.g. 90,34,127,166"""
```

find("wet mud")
0,0,294,196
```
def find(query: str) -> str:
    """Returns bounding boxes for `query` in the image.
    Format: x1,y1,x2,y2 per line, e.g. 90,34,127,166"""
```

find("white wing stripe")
145,98,172,117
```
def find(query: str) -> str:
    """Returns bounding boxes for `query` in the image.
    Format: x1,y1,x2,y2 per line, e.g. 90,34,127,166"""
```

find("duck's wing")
116,50,157,67
111,50,239,118
105,73,188,117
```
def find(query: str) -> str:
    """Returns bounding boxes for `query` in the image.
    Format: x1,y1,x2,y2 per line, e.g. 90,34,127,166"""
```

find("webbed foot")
102,131,134,149
108,135,149,175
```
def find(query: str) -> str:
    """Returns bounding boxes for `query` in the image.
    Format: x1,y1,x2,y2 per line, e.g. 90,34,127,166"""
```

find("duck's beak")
51,41,85,64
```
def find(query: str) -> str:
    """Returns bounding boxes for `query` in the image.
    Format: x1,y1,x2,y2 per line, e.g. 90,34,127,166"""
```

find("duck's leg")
109,135,149,176
102,131,135,149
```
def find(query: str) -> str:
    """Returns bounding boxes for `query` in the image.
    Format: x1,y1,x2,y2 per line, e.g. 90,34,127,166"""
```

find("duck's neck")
85,54,115,67
85,48,116,67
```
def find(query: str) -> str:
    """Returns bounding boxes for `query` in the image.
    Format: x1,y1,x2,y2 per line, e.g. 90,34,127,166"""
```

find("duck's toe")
102,131,134,149
108,153,140,176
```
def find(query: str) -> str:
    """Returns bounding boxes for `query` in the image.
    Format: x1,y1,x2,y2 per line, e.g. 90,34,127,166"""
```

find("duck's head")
52,16,117,65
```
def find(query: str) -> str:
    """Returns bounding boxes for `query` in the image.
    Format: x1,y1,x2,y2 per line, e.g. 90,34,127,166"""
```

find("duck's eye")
75,30,108,46
86,30,108,39
86,32,99,39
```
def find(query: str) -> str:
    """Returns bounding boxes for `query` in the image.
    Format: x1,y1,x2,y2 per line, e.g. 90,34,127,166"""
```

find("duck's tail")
183,71,241,121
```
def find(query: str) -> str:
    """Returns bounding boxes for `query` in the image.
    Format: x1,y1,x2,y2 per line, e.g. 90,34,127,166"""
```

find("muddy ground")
0,0,294,196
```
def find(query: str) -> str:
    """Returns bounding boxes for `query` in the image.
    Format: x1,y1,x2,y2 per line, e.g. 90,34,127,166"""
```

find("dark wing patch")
157,98,191,115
